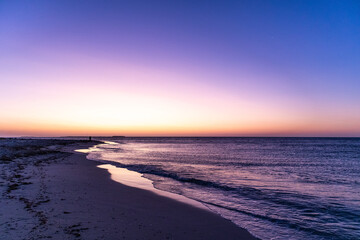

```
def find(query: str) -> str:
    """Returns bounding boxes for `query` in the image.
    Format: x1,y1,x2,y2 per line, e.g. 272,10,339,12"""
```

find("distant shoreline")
2,136,360,139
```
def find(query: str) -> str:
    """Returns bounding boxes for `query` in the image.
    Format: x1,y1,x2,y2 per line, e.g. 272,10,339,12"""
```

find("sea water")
87,137,360,240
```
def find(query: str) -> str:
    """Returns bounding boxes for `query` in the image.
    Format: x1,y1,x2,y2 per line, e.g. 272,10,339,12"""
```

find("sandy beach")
0,139,257,240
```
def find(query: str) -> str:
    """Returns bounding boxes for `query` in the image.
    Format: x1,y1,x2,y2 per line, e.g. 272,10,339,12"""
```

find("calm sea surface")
88,137,360,240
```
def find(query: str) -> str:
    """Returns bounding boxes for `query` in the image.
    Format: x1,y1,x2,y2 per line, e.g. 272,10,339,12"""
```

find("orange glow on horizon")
1,51,359,138
2,117,360,137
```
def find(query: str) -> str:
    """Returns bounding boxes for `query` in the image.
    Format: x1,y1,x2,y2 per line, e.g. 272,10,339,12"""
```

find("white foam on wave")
77,141,208,211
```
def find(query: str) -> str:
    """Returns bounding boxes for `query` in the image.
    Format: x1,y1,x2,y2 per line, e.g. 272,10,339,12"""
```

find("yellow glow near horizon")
1,1,360,138
1,53,360,137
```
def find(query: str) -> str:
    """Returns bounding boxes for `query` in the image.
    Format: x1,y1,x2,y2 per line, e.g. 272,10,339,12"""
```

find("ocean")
87,137,360,240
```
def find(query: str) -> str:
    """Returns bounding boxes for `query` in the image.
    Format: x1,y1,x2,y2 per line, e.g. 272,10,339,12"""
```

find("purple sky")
1,0,359,136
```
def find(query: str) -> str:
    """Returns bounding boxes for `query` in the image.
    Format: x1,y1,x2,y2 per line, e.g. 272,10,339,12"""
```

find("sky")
0,0,359,137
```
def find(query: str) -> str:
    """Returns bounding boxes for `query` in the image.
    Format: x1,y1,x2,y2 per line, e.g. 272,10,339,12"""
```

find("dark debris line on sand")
0,139,93,240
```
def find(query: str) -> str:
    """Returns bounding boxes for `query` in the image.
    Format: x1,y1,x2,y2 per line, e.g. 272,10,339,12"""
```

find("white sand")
0,139,257,239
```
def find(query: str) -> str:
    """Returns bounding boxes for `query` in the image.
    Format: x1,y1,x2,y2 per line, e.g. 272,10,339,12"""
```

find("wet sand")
0,139,257,239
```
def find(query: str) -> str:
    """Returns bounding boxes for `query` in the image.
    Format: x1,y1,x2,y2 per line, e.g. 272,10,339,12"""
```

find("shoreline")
97,163,209,210
78,140,209,210
0,139,258,239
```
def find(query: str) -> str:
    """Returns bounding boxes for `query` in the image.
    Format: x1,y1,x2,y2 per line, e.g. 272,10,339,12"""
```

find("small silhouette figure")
89,136,92,141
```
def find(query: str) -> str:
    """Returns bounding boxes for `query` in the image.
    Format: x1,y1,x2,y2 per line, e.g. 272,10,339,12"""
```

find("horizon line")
2,135,360,138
